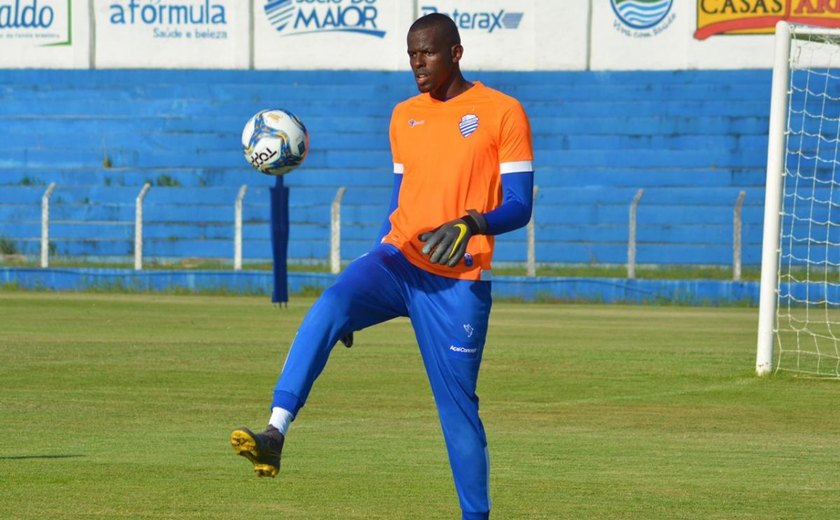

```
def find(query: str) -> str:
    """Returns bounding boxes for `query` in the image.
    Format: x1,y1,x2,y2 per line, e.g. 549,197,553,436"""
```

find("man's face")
406,26,459,96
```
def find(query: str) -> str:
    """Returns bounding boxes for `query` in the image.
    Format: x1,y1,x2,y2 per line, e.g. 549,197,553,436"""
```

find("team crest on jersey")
463,323,474,338
459,114,479,137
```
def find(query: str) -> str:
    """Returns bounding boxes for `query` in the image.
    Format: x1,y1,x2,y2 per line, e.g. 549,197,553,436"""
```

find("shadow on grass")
0,454,85,460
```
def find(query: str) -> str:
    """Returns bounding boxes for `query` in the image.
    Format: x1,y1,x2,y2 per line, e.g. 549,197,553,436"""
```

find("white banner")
591,0,777,70
94,0,249,69
253,0,411,70
417,0,588,71
533,0,588,71
9,0,838,71
0,0,89,68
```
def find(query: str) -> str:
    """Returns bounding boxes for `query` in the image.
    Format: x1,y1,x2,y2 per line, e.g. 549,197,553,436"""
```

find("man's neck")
431,76,473,101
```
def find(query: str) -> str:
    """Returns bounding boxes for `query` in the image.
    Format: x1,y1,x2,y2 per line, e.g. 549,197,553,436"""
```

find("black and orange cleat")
230,426,284,478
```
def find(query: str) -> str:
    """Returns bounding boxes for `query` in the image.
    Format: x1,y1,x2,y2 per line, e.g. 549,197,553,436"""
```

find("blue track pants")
272,243,492,519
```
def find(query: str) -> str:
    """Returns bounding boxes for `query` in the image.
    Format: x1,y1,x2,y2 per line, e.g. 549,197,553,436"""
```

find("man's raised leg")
231,245,408,476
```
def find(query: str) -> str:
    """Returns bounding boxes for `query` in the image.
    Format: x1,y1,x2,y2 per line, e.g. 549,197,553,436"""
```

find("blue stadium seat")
0,69,775,267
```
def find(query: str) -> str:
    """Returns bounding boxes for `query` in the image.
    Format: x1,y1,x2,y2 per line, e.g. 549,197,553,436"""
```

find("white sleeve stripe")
500,161,533,174
393,163,404,174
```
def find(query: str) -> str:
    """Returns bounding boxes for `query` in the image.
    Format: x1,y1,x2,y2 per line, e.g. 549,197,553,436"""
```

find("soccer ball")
241,108,309,176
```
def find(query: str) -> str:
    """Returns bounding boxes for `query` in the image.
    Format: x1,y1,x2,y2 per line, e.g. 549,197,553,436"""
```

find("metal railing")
26,185,752,278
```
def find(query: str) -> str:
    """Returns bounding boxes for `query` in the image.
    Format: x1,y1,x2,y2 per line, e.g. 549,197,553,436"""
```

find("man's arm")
419,170,534,267
483,170,533,235
484,100,534,235
376,172,403,243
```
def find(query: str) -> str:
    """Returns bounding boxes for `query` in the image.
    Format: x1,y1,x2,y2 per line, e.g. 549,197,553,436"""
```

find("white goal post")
757,21,840,377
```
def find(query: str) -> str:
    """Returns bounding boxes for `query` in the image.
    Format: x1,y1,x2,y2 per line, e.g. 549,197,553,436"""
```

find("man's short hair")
409,13,461,46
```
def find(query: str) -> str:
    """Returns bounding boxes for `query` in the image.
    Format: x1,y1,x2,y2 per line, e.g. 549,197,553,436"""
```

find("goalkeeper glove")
419,210,487,267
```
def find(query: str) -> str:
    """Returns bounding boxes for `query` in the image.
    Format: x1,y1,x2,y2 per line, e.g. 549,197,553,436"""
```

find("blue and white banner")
252,0,584,71
418,0,534,69
0,0,786,70
94,0,249,68
416,0,587,70
253,0,410,70
592,0,776,70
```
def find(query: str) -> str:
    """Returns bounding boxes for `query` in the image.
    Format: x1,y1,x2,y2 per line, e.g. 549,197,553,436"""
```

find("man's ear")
451,44,463,64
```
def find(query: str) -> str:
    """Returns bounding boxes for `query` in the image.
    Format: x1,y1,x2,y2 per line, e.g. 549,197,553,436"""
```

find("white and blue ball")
242,109,309,176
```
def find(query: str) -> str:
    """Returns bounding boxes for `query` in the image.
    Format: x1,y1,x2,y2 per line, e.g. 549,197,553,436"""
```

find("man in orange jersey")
231,13,534,520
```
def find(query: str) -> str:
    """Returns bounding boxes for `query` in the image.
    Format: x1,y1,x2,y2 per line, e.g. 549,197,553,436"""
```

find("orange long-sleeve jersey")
382,82,534,281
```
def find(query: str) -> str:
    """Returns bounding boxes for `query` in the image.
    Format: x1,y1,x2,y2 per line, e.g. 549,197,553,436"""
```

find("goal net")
757,22,840,378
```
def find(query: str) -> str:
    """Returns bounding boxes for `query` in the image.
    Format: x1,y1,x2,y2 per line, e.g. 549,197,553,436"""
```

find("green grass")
0,291,837,519
0,257,762,280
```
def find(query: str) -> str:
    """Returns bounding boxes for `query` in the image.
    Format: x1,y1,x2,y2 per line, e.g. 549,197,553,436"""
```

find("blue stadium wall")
0,69,773,303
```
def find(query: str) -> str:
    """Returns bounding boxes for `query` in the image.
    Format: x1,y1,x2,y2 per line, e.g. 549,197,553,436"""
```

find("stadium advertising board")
0,0,88,68
696,0,840,39
416,0,587,70
594,0,778,69
8,0,840,70
253,0,411,70
93,0,249,68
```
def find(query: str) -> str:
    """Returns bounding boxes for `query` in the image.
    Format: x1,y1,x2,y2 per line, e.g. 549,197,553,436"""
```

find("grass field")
1,291,838,519
0,256,763,281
